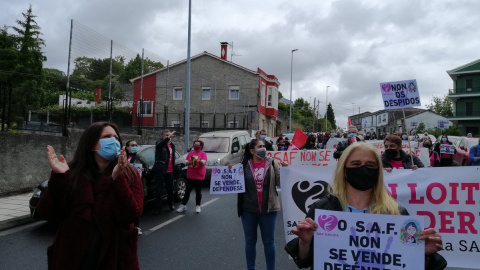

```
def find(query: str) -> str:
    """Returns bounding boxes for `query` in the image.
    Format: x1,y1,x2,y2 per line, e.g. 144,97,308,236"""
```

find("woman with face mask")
382,135,424,172
423,139,440,167
300,134,318,150
237,139,281,270
38,122,143,270
177,140,207,214
125,140,149,235
438,135,454,167
285,143,446,270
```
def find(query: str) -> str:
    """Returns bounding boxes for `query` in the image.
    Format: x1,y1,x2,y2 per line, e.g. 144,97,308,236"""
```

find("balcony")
448,110,480,120
448,87,480,95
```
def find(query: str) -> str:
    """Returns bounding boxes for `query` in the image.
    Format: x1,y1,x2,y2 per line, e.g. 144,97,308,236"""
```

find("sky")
3,0,480,129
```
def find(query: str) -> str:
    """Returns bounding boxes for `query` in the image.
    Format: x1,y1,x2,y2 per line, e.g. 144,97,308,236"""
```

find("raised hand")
46,145,69,173
112,148,127,180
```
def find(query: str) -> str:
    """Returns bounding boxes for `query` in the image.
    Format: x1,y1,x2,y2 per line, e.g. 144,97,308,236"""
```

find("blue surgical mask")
402,135,408,140
348,133,356,138
442,138,447,142
129,146,138,154
260,135,266,140
96,137,121,160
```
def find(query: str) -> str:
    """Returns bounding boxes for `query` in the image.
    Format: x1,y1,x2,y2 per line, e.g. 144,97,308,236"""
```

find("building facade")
447,59,480,136
130,43,280,136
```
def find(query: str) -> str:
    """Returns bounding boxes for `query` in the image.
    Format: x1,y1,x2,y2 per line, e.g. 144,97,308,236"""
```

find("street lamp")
289,49,298,133
325,86,330,132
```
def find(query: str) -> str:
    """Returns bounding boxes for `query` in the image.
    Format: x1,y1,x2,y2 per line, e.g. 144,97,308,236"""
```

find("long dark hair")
69,122,134,186
243,139,261,162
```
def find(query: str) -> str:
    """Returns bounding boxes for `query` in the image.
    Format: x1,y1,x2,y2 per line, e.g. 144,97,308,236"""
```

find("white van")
182,130,250,182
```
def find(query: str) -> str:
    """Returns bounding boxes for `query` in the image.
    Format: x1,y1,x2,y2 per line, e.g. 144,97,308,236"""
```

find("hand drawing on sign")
292,180,331,214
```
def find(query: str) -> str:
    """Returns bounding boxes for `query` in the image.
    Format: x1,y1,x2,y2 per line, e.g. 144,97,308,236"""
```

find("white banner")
280,166,480,268
209,165,245,194
267,145,430,168
380,79,421,109
313,210,424,270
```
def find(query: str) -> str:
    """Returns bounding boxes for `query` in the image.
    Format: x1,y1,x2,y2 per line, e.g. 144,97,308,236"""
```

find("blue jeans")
241,211,277,270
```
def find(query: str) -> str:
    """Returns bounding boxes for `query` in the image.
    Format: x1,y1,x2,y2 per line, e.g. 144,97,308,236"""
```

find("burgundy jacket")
38,170,143,270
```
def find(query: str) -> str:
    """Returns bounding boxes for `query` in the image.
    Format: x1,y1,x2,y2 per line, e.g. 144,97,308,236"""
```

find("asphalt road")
0,188,472,270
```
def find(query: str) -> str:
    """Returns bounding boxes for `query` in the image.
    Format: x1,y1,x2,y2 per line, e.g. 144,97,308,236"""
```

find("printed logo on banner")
317,215,338,232
291,180,331,214
381,83,392,92
212,168,221,175
400,220,422,246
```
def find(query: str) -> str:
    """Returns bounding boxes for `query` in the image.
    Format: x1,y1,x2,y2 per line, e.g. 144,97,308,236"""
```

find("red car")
453,137,479,166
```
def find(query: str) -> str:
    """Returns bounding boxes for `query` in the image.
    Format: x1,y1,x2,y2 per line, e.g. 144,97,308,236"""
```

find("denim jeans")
241,211,277,270
154,172,174,210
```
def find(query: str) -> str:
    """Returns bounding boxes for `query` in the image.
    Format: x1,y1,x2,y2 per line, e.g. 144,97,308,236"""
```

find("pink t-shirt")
252,159,267,212
167,144,174,173
390,159,403,169
186,151,207,180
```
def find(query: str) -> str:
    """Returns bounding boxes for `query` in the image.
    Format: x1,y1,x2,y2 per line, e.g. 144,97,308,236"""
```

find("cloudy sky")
3,0,480,129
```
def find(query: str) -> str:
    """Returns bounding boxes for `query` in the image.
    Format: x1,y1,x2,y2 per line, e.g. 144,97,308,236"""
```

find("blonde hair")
332,142,400,215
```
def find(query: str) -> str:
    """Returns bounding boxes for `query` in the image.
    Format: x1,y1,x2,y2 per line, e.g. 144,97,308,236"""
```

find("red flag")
290,128,307,149
348,117,352,126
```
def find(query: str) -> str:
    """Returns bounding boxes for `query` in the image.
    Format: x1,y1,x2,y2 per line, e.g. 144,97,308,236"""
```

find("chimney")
220,42,228,60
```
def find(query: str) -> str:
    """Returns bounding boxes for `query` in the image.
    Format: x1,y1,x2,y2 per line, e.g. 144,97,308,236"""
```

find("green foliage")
118,54,164,84
426,96,453,117
326,103,336,129
427,125,462,137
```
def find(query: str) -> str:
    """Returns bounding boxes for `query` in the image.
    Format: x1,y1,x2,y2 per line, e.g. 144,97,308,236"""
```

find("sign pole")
402,108,414,165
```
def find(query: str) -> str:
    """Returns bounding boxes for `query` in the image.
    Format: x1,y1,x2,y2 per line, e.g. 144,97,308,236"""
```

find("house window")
137,100,153,117
201,121,209,128
261,83,266,106
202,87,211,100
228,120,238,128
229,86,240,100
171,120,181,127
267,87,273,107
173,87,182,100
466,102,473,116
466,79,473,92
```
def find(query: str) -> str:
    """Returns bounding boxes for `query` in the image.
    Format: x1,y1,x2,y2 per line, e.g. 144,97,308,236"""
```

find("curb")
0,215,36,232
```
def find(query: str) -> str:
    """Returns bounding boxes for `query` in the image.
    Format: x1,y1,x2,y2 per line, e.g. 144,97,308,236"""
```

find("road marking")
143,197,220,236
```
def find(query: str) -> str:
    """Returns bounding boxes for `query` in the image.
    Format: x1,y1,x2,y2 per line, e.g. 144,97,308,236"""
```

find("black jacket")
284,194,446,270
381,149,425,169
153,137,175,174
333,137,362,159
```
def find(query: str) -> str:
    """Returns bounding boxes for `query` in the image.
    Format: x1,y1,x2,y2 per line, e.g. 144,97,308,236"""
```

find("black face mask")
424,144,431,149
385,149,398,159
345,166,378,191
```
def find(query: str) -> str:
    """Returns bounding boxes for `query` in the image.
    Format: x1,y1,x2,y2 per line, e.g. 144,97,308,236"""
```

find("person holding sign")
126,140,149,235
434,135,455,167
284,143,446,269
237,139,281,270
177,140,207,214
382,135,424,171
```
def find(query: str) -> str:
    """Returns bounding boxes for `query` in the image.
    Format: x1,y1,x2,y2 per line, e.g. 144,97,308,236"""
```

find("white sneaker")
177,204,187,213
195,205,201,213
135,227,142,235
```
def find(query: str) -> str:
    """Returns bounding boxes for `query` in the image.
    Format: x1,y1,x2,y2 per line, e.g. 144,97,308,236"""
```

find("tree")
326,102,336,129
0,26,19,130
426,96,453,117
10,5,47,122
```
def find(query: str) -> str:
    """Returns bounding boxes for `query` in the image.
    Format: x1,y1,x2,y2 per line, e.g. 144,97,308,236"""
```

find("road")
0,188,470,270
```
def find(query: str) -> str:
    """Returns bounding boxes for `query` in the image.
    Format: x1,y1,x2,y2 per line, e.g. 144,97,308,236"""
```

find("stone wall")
0,128,202,197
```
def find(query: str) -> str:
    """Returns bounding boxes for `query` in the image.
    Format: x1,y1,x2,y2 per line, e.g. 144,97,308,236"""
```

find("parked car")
452,137,480,166
29,145,186,219
180,130,250,183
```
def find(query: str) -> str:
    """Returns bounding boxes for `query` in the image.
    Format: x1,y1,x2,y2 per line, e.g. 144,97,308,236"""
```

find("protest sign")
380,79,421,109
267,144,430,168
410,121,418,127
280,166,480,268
132,163,143,176
313,210,424,270
438,120,450,129
440,144,455,154
209,165,245,194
